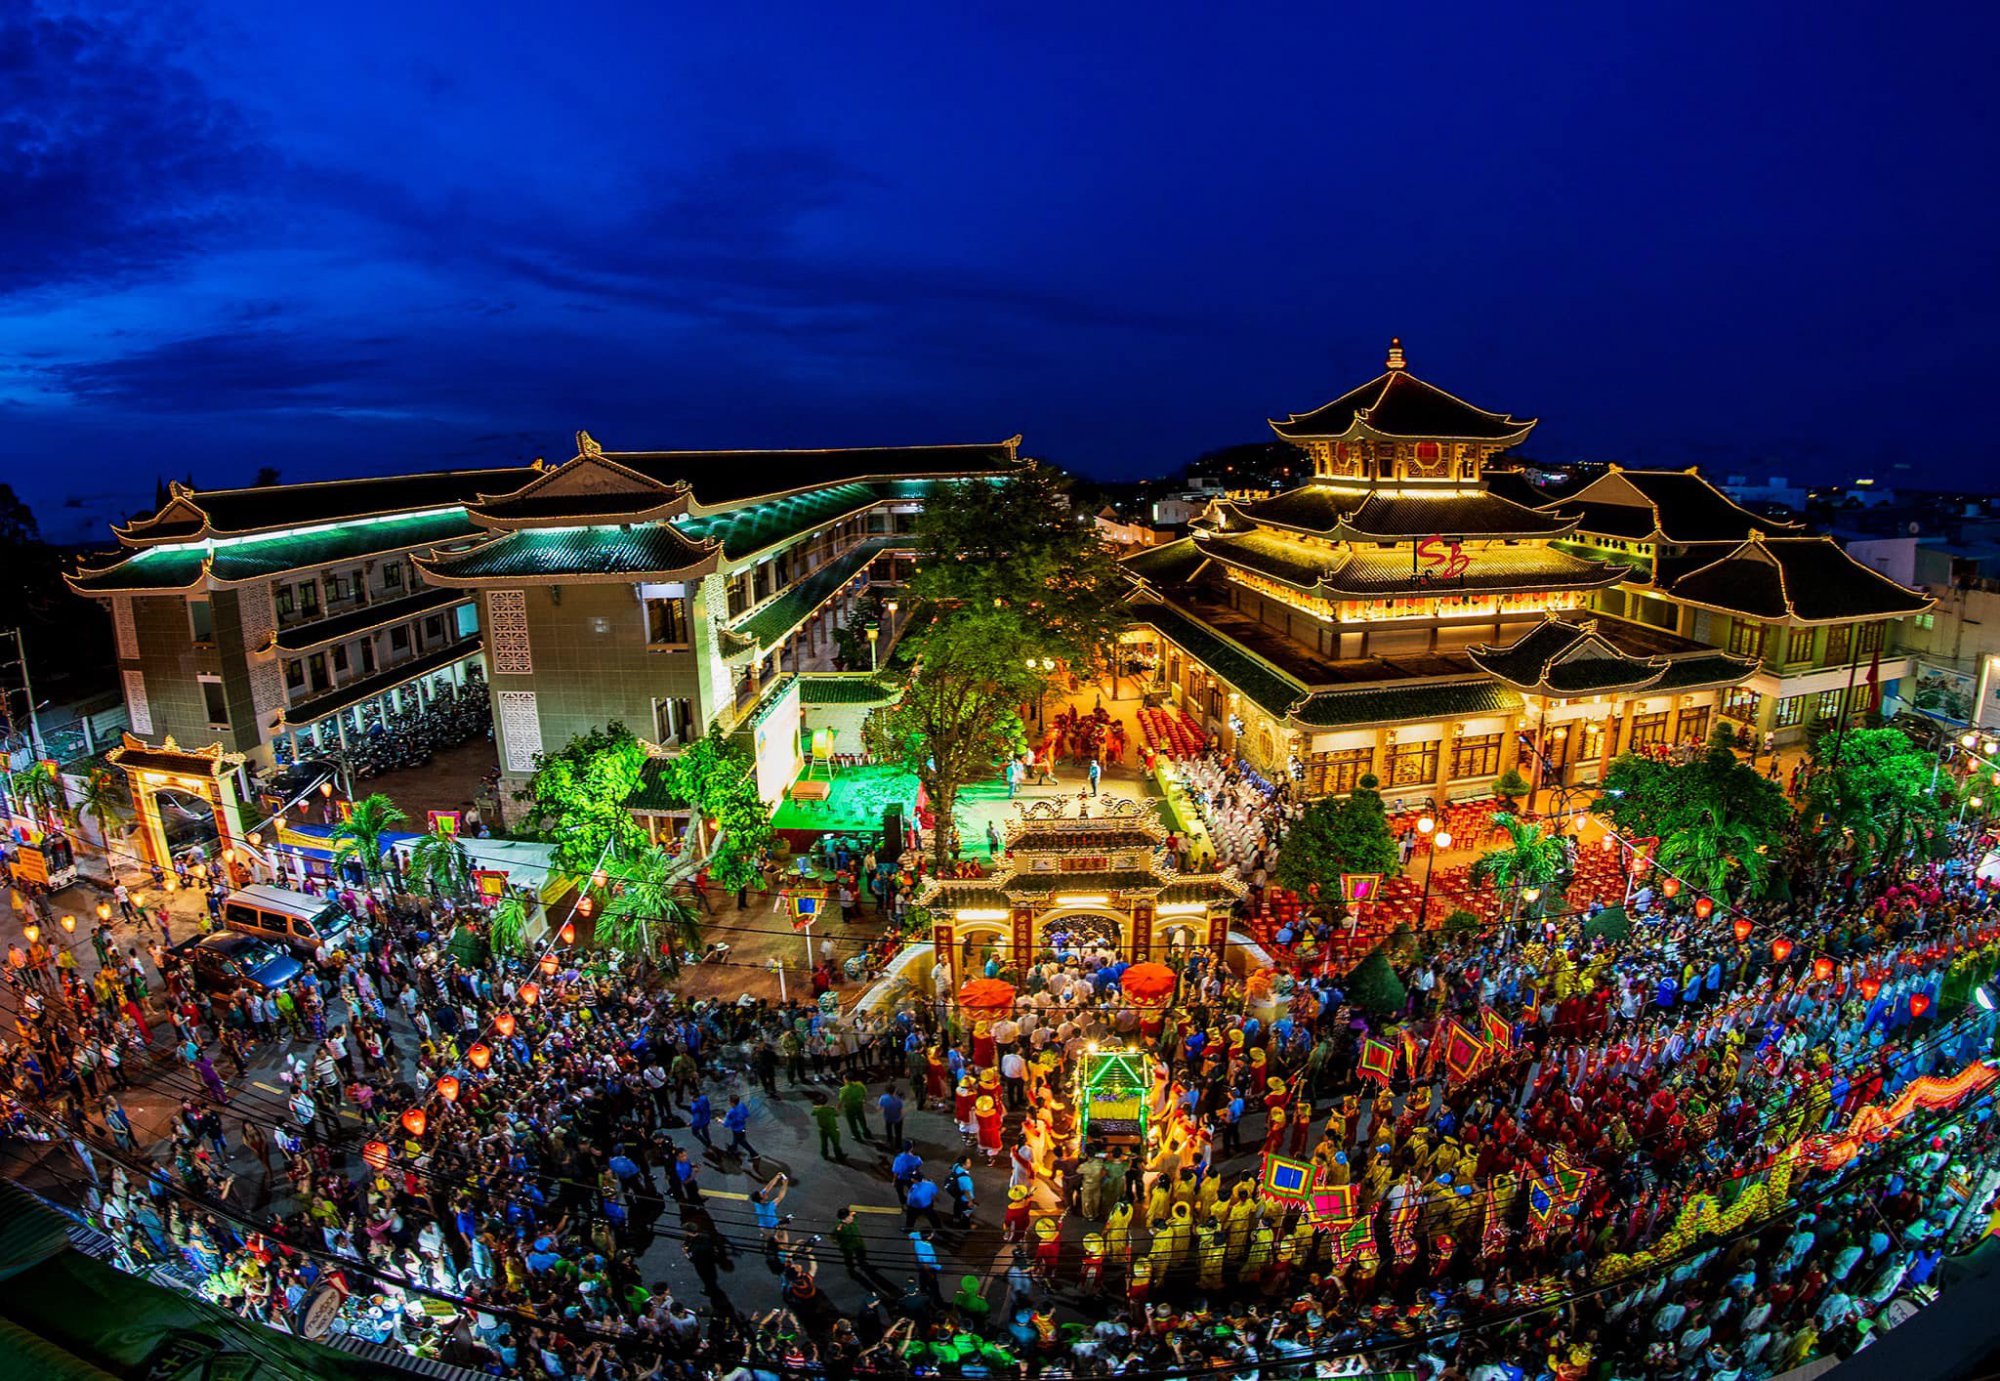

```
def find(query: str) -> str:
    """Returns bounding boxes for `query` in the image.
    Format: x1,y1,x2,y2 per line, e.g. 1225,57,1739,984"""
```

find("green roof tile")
733,537,896,649
798,675,900,705
421,524,714,581
1132,603,1305,718
1291,679,1522,729
70,510,482,593
680,479,958,561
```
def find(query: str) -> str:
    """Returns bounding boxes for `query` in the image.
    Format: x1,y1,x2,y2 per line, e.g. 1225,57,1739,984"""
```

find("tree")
6,762,62,827
1275,773,1401,903
1492,768,1531,809
1656,805,1774,901
598,841,703,968
408,826,474,900
909,465,1127,672
1597,747,1790,900
1347,949,1407,1018
864,609,1037,875
72,768,126,854
831,592,886,673
1581,905,1632,943
658,727,775,896
488,894,530,958
1802,726,1953,867
330,793,408,889
1469,813,1565,898
517,723,650,878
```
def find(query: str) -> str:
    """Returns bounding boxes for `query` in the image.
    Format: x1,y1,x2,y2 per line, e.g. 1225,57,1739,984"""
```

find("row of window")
1300,733,1507,796
282,617,447,695
1726,619,1885,664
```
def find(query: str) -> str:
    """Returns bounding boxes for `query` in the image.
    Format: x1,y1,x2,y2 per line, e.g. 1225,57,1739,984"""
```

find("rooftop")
1651,534,1934,623
115,466,539,546
1270,340,1535,444
1226,486,1574,540
1553,468,1801,545
414,523,720,586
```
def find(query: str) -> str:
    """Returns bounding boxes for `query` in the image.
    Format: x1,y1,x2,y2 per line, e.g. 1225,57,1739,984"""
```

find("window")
424,616,444,640
1677,705,1711,744
331,645,349,673
390,626,411,652
653,696,694,745
1785,627,1815,664
1386,738,1439,788
1721,687,1760,722
324,572,350,604
1726,621,1766,658
298,581,319,617
1575,720,1605,765
1629,711,1670,749
1816,687,1850,722
284,659,305,691
276,586,295,618
1773,696,1806,728
1858,621,1885,654
307,653,329,692
1451,733,1502,778
1304,747,1372,798
646,597,690,646
1824,625,1852,666
382,562,405,589
200,678,229,727
189,600,214,642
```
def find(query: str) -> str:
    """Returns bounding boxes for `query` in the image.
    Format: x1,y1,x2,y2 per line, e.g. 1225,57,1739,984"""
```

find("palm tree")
7,764,62,829
72,769,126,855
408,826,474,901
597,842,702,969
329,793,408,890
488,893,530,958
1469,812,1567,922
1656,804,1771,902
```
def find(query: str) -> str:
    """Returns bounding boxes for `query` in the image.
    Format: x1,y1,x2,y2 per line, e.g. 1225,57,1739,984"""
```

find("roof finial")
1385,337,1407,371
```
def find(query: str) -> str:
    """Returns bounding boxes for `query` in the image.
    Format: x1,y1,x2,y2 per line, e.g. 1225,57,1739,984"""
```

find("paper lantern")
468,1043,492,1071
1662,877,1681,898
575,895,594,917
437,1075,460,1103
494,1013,517,1038
1693,897,1714,920
1770,937,1794,963
1860,977,1882,1001
362,1140,389,1169
1733,918,1754,943
591,867,609,891
539,953,559,976
1910,993,1932,1018
559,922,577,946
60,914,76,934
518,982,541,1007
1813,957,1835,981
401,1107,428,1138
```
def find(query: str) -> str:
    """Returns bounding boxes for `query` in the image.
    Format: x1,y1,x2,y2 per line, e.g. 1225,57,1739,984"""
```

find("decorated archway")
105,734,254,872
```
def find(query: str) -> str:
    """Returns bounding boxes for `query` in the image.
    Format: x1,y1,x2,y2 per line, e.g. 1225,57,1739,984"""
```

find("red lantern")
560,922,577,946
1910,993,1932,1018
1733,918,1754,943
1770,937,1794,963
468,1042,492,1071
1813,957,1835,981
1663,877,1682,898
494,1013,517,1038
1694,897,1714,920
576,895,595,918
402,1107,428,1138
540,953,559,977
363,1140,390,1169
519,982,541,1007
437,1075,460,1103
1860,977,1882,1001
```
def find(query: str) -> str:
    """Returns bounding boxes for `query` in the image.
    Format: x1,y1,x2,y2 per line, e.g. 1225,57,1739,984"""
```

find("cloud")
0,5,265,296
44,331,402,414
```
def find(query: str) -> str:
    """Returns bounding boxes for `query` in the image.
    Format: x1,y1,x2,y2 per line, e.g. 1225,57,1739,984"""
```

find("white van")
221,883,356,957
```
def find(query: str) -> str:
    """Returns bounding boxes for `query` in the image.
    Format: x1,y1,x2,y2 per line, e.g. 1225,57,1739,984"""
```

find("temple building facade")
1120,342,1931,802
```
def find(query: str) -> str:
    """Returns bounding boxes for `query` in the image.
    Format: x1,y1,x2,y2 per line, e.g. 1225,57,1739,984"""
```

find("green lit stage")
771,764,1021,846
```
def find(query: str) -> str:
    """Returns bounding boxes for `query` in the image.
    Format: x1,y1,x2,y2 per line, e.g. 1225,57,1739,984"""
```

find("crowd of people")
5,736,2000,1381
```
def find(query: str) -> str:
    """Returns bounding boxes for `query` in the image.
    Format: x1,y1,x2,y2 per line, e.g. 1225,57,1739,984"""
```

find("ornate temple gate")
105,734,255,871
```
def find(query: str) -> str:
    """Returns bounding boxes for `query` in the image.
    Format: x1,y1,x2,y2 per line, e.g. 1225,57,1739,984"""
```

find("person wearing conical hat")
1104,1199,1134,1263
1078,1230,1107,1294
1032,1213,1062,1276
971,1018,995,1070
975,1094,1003,1161
1195,1220,1226,1291
1003,1183,1033,1241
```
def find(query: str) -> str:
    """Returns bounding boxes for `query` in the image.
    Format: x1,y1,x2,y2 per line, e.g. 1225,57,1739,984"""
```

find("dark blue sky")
6,2,1997,541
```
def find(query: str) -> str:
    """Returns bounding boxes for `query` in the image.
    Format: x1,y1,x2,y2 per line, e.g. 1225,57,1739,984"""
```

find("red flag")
1358,1037,1397,1085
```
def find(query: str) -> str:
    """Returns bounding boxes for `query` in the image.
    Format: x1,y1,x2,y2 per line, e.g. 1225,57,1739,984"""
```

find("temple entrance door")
1041,910,1124,962
106,735,253,874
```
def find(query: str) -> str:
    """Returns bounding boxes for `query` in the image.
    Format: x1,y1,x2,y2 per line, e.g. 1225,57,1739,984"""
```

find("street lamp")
1418,827,1451,928
865,622,880,672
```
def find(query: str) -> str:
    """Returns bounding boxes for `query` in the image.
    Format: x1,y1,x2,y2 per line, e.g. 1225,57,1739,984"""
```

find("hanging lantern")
539,953,559,977
248,831,262,847
576,895,594,918
1813,957,1835,981
22,924,38,945
1662,877,1681,898
1770,937,1794,963
1733,918,1753,943
1910,993,1932,1018
1860,976,1883,1001
437,1075,460,1103
559,922,577,946
468,1042,492,1071
591,867,608,891
401,1107,428,1138
494,1013,517,1038
320,781,334,798
519,982,541,1007
1601,835,1615,852
95,901,112,922
362,1140,390,1169
59,914,76,934
1693,897,1714,920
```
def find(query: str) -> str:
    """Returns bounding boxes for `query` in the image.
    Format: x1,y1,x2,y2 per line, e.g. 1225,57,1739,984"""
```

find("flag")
1325,1211,1379,1267
1399,1029,1422,1082
1386,1198,1423,1266
1358,1037,1397,1085
1442,1018,1490,1084
1481,1189,1510,1258
1307,1178,1357,1225
1258,1152,1314,1204
1866,644,1883,713
1481,1006,1512,1054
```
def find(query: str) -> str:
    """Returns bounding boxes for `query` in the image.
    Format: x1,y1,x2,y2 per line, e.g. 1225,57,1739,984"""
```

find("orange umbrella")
1120,961,1177,1005
956,977,1017,1014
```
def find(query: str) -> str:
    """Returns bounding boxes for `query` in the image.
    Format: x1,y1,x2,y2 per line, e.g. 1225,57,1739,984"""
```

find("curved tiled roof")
1291,680,1522,729
1227,486,1573,540
1271,362,1534,443
414,524,720,585
1201,531,1625,598
1120,538,1211,587
1468,617,1758,696
1652,535,1932,623
1551,468,1799,545
115,467,539,545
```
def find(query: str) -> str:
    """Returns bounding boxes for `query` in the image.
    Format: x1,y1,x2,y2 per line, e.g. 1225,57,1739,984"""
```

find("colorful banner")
1258,1152,1314,1203
1358,1037,1397,1085
472,869,509,901
1324,1211,1379,1268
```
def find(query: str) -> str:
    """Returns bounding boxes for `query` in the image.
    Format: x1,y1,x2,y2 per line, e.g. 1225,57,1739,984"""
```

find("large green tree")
1275,772,1400,904
909,465,1127,670
1802,726,1953,866
330,793,408,889
1469,812,1566,899
516,722,650,877
659,727,774,895
1596,747,1790,899
408,825,474,900
864,608,1036,875
598,841,703,967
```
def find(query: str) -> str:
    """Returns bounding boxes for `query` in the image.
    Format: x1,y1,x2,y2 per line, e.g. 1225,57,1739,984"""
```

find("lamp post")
866,623,880,673
1417,824,1451,928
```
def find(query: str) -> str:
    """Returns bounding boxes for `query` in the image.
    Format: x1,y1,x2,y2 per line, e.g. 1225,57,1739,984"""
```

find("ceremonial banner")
1442,1019,1490,1084
1306,1179,1357,1225
1358,1037,1397,1085
1481,1006,1512,1054
1258,1152,1314,1204
1324,1211,1379,1268
1386,1199,1422,1266
1481,1188,1510,1258
1398,1029,1421,1084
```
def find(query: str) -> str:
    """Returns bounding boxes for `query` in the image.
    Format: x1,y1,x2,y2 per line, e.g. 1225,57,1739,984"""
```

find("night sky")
6,2,1998,542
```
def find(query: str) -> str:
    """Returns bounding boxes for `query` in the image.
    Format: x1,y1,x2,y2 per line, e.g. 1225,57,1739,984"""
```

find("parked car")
178,932,303,995
220,883,355,957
